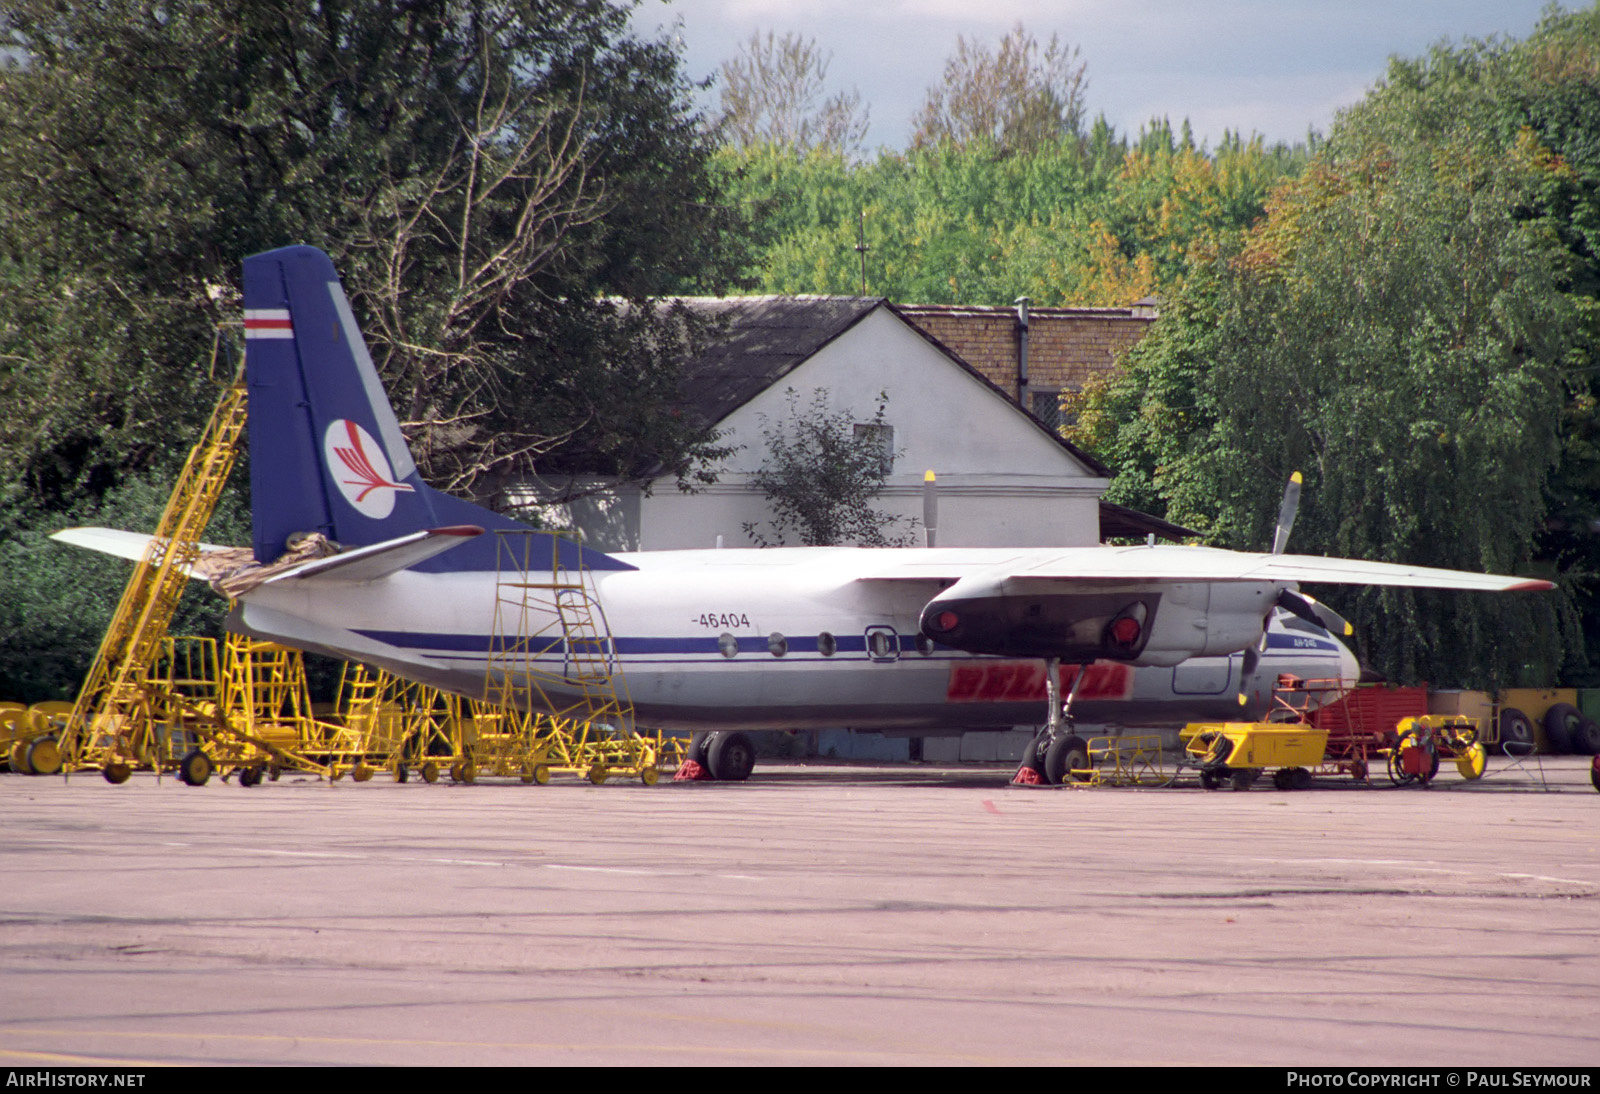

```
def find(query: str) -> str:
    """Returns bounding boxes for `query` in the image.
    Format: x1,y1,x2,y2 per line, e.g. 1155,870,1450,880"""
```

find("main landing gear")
684,731,756,781
1017,658,1090,786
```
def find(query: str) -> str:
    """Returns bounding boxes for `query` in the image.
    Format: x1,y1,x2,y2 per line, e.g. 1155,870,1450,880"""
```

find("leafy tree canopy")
1069,7,1600,687
0,0,748,517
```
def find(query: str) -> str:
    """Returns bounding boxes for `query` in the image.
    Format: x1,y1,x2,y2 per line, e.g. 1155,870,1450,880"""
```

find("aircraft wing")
852,544,1551,592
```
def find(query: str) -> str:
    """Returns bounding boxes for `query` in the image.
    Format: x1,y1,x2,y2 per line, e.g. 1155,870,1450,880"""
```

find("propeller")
1240,471,1309,704
1276,588,1353,638
923,470,938,548
1271,471,1301,555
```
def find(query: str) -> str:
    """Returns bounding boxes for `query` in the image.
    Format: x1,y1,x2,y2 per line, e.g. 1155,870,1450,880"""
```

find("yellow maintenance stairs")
56,377,248,780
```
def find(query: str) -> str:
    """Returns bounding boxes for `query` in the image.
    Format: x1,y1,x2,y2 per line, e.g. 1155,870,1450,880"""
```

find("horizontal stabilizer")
50,527,229,574
259,525,483,585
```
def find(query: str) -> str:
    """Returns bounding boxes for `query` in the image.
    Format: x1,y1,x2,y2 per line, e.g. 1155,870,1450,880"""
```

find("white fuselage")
232,545,1361,733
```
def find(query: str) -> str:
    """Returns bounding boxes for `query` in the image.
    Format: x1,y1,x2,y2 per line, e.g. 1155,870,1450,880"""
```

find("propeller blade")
1271,471,1302,555
1236,626,1269,704
923,469,938,549
1277,589,1354,637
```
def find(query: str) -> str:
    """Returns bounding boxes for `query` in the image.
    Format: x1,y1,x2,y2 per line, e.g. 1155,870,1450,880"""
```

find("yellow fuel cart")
1181,722,1330,790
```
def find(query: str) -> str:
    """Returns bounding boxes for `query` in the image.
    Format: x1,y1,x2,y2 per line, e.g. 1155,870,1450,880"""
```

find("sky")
633,0,1571,152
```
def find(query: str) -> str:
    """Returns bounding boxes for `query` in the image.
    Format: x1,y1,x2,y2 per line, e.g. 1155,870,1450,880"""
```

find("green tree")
743,390,916,547
1070,13,1600,687
0,0,746,513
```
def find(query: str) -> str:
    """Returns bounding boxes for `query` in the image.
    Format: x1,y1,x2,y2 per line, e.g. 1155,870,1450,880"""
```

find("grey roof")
669,293,1117,482
673,295,884,427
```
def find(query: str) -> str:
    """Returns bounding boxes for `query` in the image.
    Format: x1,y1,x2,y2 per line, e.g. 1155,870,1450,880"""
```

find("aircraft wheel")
706,730,756,782
103,762,132,785
26,737,62,776
1019,735,1047,780
177,749,212,787
1043,734,1089,785
687,733,712,767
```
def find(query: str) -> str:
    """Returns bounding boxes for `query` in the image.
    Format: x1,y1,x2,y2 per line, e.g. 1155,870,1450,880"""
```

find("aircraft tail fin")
242,246,631,573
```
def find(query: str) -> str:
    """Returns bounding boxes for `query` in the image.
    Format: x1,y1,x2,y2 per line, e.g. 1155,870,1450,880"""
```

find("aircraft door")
1171,655,1233,695
865,625,900,663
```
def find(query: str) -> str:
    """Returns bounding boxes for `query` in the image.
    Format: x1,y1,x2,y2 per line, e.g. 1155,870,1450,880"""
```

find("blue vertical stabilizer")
241,245,632,573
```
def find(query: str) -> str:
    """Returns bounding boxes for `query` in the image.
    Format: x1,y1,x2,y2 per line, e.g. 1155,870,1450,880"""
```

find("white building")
535,296,1182,552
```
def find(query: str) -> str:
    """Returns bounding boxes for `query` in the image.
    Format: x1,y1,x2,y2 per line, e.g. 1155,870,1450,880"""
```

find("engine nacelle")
919,578,1280,666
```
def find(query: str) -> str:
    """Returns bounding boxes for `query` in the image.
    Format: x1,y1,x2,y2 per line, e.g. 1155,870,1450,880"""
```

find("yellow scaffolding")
59,374,247,779
484,531,671,785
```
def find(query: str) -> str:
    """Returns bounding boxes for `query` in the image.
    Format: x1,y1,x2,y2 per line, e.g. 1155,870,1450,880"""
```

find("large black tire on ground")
1498,708,1536,754
1043,734,1089,784
706,731,756,782
1570,717,1600,756
687,732,711,767
1543,703,1583,754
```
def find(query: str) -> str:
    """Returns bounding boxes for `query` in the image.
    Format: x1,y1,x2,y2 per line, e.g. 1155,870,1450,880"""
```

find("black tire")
237,767,261,788
1019,735,1047,780
687,732,712,767
177,749,212,787
1044,734,1089,784
1570,718,1600,757
1499,707,1535,754
1290,767,1313,791
707,731,756,782
1199,769,1223,790
1230,768,1257,791
1273,768,1293,790
1543,703,1583,754
102,762,132,785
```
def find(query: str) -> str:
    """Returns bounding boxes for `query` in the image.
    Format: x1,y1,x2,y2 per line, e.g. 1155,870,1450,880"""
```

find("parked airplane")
54,246,1551,782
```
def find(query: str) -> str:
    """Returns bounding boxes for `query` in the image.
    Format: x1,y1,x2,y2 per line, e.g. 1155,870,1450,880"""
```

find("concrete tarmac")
2,756,1597,1067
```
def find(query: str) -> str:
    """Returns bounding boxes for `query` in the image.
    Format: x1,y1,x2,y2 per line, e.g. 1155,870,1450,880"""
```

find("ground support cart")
1382,715,1487,786
1180,722,1330,790
1057,735,1166,786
